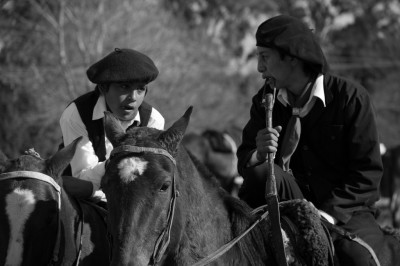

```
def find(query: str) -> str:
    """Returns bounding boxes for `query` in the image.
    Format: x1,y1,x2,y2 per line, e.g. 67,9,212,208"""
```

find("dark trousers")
239,163,385,266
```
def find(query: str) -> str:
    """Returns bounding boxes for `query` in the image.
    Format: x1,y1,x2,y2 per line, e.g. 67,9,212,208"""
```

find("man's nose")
128,89,138,100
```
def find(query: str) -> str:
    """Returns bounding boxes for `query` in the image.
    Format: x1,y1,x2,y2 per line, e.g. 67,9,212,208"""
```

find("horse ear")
158,106,193,155
48,136,82,176
104,111,125,147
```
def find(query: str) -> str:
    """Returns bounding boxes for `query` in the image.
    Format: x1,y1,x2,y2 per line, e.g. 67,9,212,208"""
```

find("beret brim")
256,15,328,74
87,48,159,84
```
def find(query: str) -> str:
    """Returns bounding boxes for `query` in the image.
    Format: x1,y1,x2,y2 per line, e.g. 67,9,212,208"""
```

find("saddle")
277,199,334,266
278,199,383,266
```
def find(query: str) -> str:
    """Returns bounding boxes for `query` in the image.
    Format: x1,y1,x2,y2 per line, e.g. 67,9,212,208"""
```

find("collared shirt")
276,74,326,116
60,94,164,197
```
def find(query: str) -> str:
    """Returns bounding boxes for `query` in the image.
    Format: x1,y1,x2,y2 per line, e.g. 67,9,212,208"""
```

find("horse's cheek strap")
151,172,178,265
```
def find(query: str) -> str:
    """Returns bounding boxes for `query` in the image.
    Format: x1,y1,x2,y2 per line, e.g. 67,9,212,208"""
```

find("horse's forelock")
117,157,149,184
120,127,163,147
6,156,45,173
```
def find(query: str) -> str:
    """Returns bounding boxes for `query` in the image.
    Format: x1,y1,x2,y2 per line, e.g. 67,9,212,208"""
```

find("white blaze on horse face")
5,188,36,266
118,157,148,183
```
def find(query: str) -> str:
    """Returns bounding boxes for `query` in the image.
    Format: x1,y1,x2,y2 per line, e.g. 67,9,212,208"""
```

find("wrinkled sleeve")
237,89,266,176
59,103,106,194
324,87,383,223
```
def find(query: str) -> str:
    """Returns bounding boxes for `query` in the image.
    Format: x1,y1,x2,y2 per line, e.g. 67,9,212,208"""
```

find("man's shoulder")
324,73,369,97
74,90,99,105
60,102,79,122
146,104,165,130
324,73,364,89
150,106,164,120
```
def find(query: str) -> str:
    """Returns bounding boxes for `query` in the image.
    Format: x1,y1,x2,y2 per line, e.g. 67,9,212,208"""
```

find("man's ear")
287,55,299,66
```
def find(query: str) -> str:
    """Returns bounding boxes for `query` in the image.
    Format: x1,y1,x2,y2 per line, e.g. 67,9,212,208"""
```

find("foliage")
1,0,400,158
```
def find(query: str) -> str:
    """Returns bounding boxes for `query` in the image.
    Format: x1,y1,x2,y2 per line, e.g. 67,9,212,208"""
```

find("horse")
182,129,243,197
101,107,346,265
102,108,400,266
0,138,110,266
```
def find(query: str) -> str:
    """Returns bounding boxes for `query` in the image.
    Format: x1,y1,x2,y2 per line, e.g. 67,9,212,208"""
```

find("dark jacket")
237,73,383,224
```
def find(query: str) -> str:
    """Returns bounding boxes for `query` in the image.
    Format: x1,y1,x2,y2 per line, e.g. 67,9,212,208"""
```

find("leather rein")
109,145,270,266
0,171,84,266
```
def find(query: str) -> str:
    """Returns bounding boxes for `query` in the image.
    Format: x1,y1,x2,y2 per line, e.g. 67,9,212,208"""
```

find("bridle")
109,145,179,266
0,170,84,266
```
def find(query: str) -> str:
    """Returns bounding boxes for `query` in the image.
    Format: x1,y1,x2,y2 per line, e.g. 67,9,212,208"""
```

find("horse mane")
185,147,220,185
223,196,270,264
184,146,270,263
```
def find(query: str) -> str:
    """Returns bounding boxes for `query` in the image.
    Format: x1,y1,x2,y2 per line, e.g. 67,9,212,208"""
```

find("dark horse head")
0,139,80,266
0,138,110,266
102,107,280,266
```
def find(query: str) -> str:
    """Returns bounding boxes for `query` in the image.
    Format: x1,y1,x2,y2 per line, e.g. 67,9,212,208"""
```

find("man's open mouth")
123,105,134,110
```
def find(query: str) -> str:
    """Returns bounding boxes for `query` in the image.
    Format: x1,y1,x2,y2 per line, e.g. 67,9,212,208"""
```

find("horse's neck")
58,189,83,262
176,153,235,256
174,152,269,264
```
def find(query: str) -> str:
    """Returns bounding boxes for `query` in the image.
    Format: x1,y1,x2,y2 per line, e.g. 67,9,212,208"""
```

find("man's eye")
137,86,146,92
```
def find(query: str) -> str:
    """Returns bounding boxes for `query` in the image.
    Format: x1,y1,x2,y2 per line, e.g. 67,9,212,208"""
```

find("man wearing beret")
237,15,390,265
60,48,164,201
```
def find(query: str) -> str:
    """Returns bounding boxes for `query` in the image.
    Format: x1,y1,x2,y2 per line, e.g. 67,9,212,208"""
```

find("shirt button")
303,145,309,151
307,171,312,177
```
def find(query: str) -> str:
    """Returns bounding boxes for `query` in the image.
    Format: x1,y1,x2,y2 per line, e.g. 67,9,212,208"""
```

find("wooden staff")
263,92,287,266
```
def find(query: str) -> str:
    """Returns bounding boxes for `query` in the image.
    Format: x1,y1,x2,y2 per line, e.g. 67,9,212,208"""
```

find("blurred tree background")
1,0,400,158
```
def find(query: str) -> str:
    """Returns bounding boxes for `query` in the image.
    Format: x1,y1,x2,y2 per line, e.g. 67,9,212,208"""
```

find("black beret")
256,15,328,74
86,48,159,84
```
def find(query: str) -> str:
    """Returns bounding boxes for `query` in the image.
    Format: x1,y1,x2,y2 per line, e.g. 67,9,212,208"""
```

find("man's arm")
237,89,267,175
60,103,106,195
323,85,382,224
62,176,93,199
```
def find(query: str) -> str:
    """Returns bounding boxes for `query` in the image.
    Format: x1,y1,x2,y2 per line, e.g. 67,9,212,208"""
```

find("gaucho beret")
86,48,159,84
256,15,328,74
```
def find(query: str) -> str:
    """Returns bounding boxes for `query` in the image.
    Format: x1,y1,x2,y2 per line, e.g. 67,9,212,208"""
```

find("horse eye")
159,181,171,192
